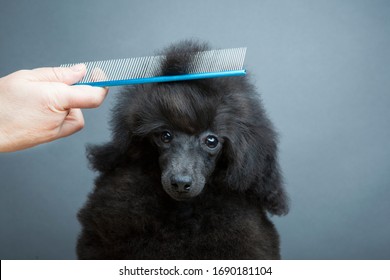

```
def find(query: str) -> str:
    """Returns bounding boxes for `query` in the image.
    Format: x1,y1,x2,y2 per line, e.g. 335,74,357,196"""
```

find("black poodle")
77,40,289,259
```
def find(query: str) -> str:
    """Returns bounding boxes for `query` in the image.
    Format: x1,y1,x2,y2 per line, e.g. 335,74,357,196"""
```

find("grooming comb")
60,47,247,87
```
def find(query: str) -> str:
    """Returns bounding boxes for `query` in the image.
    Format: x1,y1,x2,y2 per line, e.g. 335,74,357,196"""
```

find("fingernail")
70,63,85,72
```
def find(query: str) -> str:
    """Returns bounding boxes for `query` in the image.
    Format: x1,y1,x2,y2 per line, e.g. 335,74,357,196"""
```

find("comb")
60,47,246,87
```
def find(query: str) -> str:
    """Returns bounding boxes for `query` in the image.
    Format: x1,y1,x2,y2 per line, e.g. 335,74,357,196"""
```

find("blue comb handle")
76,70,246,87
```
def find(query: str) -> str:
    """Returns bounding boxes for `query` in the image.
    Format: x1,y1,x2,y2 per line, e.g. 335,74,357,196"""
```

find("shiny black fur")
77,41,289,259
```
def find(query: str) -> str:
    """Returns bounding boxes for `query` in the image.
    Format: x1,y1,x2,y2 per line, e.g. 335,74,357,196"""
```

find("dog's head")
154,130,223,201
87,40,289,215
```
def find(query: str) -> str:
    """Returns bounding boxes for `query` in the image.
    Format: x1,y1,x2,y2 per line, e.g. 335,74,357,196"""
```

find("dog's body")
77,41,288,259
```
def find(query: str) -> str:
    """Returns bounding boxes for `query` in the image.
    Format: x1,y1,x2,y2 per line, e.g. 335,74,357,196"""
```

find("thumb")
31,64,87,85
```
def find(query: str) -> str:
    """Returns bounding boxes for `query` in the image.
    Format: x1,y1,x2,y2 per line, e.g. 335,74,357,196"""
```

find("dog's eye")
160,131,173,143
205,135,219,149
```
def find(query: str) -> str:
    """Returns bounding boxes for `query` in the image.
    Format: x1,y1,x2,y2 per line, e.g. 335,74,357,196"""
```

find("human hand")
0,64,108,152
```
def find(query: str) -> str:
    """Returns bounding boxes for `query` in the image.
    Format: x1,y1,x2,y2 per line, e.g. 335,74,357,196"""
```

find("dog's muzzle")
161,172,205,201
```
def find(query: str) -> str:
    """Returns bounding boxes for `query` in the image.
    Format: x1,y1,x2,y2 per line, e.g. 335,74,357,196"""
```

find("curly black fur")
77,40,289,259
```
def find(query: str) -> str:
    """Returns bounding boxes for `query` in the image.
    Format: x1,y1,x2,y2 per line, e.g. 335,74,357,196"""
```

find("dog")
77,40,288,259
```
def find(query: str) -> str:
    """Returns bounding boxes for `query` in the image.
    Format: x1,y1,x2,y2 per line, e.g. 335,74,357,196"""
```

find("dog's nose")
171,175,192,192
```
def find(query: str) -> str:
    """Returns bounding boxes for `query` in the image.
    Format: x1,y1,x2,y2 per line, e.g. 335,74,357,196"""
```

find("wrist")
0,75,26,152
0,128,14,152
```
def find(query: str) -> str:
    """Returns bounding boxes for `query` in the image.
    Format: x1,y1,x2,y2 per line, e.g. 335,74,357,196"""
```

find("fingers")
28,65,108,110
56,109,85,139
54,85,109,109
31,64,87,85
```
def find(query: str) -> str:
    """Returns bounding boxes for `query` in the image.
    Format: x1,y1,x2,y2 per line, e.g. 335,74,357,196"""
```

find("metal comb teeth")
60,47,247,87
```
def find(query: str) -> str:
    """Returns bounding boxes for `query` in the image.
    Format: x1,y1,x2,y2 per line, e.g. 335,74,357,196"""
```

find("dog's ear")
86,142,126,173
86,85,162,173
256,149,289,216
87,131,158,173
221,123,289,216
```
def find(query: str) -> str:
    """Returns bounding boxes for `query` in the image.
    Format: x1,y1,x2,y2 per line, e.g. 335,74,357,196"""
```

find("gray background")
0,0,389,260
